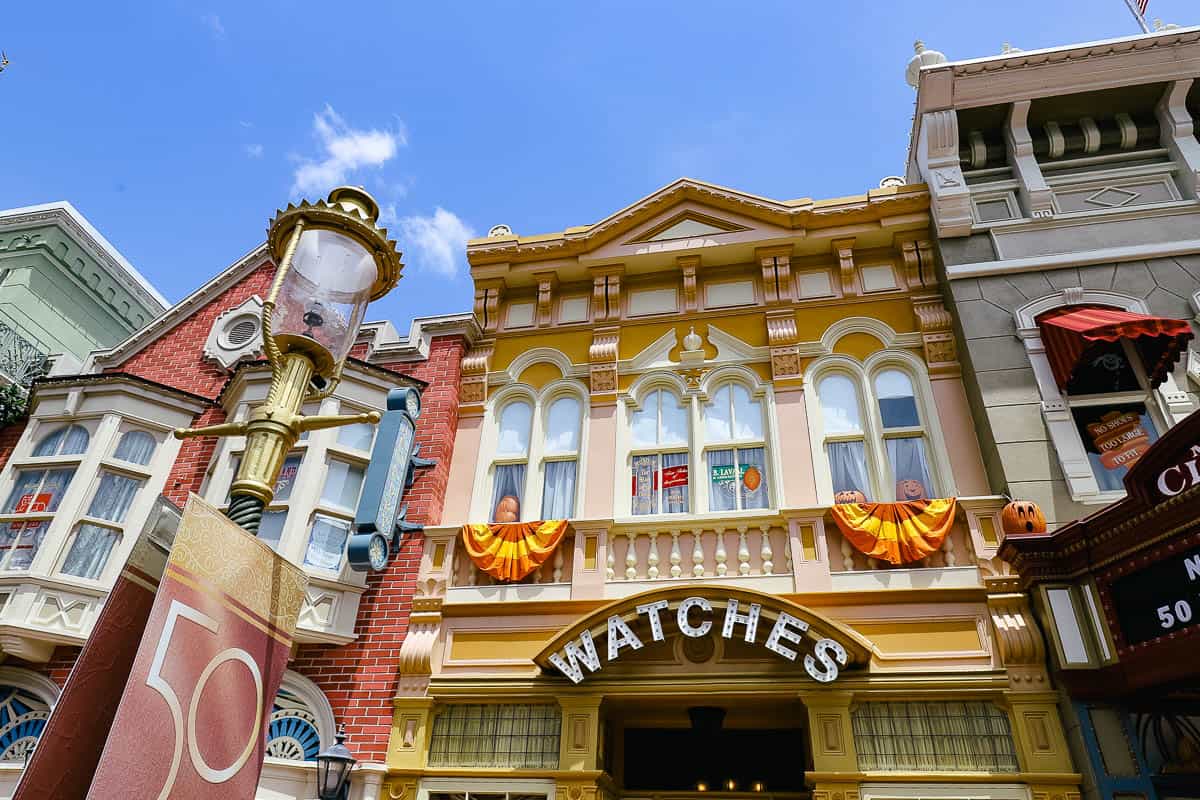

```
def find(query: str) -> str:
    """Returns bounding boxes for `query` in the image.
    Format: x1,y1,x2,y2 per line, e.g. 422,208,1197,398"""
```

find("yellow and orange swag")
829,499,957,565
461,520,569,582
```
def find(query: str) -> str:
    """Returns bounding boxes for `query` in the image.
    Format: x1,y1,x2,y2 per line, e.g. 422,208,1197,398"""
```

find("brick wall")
0,418,27,473
289,334,466,761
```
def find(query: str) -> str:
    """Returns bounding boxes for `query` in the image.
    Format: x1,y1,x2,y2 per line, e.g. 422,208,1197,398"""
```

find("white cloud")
244,143,264,158
201,13,225,38
291,104,403,196
397,208,475,278
239,120,254,129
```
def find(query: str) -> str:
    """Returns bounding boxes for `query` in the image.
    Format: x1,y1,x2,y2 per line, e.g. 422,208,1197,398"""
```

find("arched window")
815,366,941,502
33,425,89,457
0,683,51,761
875,369,935,501
817,374,872,500
113,430,156,466
541,396,581,519
266,688,323,761
490,400,533,522
704,383,768,511
630,388,689,515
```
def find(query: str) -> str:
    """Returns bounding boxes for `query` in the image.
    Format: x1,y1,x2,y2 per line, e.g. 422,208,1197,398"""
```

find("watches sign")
1109,545,1200,647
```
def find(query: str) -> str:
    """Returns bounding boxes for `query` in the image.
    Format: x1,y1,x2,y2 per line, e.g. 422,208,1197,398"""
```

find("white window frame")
622,376,693,518
1014,288,1194,504
806,351,956,506
208,395,371,579
700,375,773,512
470,380,589,523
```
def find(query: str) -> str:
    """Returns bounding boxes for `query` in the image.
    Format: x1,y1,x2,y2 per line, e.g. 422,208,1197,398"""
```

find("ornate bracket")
766,310,802,384
459,340,494,406
589,326,620,396
832,238,856,297
912,293,959,376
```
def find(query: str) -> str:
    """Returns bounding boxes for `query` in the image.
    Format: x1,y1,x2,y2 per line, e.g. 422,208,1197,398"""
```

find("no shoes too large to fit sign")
544,594,852,685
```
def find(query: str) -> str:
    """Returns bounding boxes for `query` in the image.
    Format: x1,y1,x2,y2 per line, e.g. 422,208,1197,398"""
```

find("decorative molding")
589,327,619,396
1156,78,1200,198
0,666,60,705
766,310,802,382
915,109,973,237
1006,100,1055,219
473,278,504,334
202,294,264,371
500,347,575,386
396,579,443,696
757,245,794,304
533,271,558,327
832,238,856,297
460,340,494,406
677,255,700,312
911,293,959,376
623,329,677,374
590,266,623,323
986,579,1050,690
277,670,336,750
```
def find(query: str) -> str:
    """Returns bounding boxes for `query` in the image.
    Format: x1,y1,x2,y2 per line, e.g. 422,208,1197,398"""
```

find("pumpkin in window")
895,479,927,501
493,495,520,523
742,466,762,493
1001,499,1046,535
834,489,866,504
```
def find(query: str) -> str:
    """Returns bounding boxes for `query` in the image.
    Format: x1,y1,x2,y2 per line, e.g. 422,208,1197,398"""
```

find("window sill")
615,508,779,527
1067,488,1127,506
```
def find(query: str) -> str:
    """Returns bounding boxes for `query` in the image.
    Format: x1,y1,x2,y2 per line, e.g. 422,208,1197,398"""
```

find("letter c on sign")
1158,465,1186,497
677,597,712,637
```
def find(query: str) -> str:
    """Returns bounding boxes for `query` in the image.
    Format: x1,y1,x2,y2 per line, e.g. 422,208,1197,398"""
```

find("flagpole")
1122,0,1152,33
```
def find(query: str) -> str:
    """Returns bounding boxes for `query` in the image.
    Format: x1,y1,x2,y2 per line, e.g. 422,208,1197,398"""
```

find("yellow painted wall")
492,331,592,371
448,629,555,662
851,619,983,654
832,332,885,361
517,362,564,390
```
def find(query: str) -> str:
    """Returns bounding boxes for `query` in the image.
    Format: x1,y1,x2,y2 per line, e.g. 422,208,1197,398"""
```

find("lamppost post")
174,186,403,532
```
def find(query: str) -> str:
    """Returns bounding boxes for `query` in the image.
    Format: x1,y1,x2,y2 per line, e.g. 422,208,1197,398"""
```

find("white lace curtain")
61,471,142,580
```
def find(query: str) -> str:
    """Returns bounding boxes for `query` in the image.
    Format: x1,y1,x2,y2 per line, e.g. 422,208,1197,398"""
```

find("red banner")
1088,410,1152,471
85,495,307,800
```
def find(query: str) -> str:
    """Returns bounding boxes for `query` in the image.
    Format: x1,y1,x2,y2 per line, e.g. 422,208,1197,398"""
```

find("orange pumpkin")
493,495,520,523
834,489,866,504
896,479,927,501
742,466,762,492
1001,500,1046,535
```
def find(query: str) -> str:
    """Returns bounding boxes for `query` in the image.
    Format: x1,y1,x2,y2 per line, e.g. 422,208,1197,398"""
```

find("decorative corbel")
396,578,445,697
473,278,505,333
533,271,559,327
589,326,620,396
590,265,623,322
912,293,959,376
765,310,802,384
985,576,1050,691
898,236,937,290
1005,100,1055,219
832,238,856,297
756,245,794,304
677,255,701,312
916,109,974,237
459,339,494,406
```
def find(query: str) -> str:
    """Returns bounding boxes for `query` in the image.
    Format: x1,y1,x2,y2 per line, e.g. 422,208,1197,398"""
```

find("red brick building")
0,242,476,799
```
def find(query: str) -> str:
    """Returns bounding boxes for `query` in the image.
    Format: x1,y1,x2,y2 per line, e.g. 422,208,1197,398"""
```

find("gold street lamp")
175,187,402,532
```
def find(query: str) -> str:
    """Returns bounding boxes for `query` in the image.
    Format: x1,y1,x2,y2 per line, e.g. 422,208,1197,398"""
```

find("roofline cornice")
466,178,930,267
0,202,170,311
30,371,214,412
86,244,272,373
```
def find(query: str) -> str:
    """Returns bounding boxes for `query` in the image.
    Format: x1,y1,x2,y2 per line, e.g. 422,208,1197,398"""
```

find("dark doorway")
622,725,807,792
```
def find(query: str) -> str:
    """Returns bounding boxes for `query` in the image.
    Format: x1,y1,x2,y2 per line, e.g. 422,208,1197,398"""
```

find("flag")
1137,0,1149,15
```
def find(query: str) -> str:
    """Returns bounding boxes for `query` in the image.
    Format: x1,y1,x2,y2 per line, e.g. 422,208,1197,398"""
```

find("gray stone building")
906,27,1200,528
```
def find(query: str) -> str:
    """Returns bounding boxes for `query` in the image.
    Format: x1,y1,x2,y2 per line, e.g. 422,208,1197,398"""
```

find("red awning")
1038,307,1194,390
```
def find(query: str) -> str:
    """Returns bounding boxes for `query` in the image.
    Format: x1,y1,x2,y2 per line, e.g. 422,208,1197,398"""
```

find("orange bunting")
461,520,569,582
829,498,958,565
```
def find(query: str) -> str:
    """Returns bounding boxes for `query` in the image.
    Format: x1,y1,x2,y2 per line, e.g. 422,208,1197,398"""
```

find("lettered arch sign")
533,586,872,685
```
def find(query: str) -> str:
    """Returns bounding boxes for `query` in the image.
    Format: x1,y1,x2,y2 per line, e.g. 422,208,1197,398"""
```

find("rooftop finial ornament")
905,40,947,89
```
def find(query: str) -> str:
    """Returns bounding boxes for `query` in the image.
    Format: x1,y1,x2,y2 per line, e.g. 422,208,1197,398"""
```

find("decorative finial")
905,40,947,89
487,224,513,238
879,176,905,188
683,326,703,352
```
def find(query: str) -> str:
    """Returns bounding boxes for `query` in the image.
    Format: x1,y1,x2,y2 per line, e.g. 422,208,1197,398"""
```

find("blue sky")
2,1,1196,328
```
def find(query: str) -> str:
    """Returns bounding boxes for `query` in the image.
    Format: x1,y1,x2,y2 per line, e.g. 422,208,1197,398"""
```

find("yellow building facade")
384,179,1080,800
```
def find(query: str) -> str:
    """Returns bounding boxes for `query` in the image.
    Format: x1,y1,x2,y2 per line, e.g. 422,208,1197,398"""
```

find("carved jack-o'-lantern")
493,495,520,523
1001,499,1046,535
834,489,866,505
895,479,927,501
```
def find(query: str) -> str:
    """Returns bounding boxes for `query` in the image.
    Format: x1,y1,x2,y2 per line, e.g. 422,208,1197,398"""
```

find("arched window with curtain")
875,369,935,501
112,430,157,466
815,365,942,502
491,399,533,522
540,395,581,519
32,425,89,458
817,373,873,500
0,424,91,571
704,382,768,511
630,387,689,515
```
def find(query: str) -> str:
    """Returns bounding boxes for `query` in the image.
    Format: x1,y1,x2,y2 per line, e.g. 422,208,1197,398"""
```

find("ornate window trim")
469,378,590,523
1013,288,1192,504
0,666,59,763
805,348,956,506
265,669,336,761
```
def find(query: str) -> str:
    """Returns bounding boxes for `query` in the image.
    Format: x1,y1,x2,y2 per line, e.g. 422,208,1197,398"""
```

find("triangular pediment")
626,211,750,244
